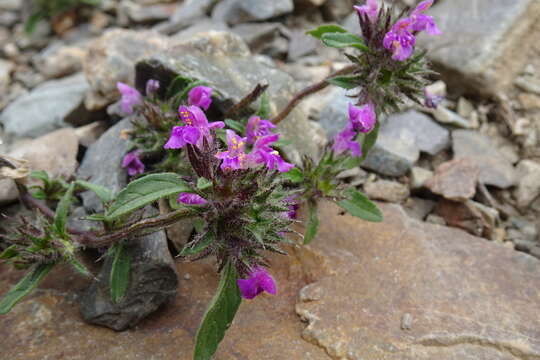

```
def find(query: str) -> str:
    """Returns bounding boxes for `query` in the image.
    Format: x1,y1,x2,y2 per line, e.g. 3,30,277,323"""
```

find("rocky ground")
0,0,539,359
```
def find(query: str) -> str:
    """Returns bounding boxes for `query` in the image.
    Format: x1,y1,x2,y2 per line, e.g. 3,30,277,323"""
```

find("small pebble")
183,273,191,280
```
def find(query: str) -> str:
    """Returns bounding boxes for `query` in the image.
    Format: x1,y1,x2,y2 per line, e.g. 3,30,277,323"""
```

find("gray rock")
318,87,349,138
171,18,229,41
80,210,178,331
124,1,176,23
321,0,353,20
403,197,436,221
385,110,449,155
362,125,420,177
0,59,13,92
452,130,517,188
232,22,282,53
163,0,214,34
33,42,88,79
0,0,22,10
288,28,318,61
410,166,433,189
418,0,540,94
211,0,251,25
239,0,294,21
514,159,540,208
364,180,410,203
430,106,472,128
77,118,133,213
0,11,17,27
135,31,325,161
0,73,89,137
514,76,540,95
0,179,17,206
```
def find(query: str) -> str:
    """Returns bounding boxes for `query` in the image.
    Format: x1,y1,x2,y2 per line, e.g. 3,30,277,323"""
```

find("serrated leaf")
304,200,319,245
194,262,241,360
360,122,380,162
105,173,190,220
54,182,75,236
0,263,55,314
281,167,304,183
337,188,383,222
110,242,131,303
306,24,347,39
0,245,18,259
180,231,213,256
321,33,369,52
76,180,113,203
255,92,271,119
327,75,359,89
224,119,245,134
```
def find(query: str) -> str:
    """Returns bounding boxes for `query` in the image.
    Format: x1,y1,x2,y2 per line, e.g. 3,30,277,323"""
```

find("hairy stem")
271,65,357,125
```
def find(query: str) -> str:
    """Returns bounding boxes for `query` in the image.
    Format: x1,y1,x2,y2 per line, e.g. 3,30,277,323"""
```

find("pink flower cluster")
333,102,376,158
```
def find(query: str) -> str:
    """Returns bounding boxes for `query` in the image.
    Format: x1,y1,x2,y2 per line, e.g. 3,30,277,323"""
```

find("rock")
317,87,349,137
0,0,22,10
426,158,480,201
155,0,213,35
77,118,133,213
74,121,107,147
158,199,193,252
0,128,79,205
0,58,13,92
239,0,294,21
12,65,45,88
171,19,229,41
80,208,178,331
0,11,17,27
430,106,472,128
425,213,446,225
364,179,410,203
384,110,450,155
288,28,318,61
124,1,177,23
518,93,540,110
514,76,540,95
435,199,491,237
403,197,436,221
83,29,169,110
3,201,540,359
418,0,540,95
410,166,433,189
211,0,251,25
456,97,474,119
294,0,328,8
33,42,88,79
514,159,540,208
0,73,89,137
362,126,419,177
321,0,353,20
232,22,282,53
135,31,325,161
452,130,517,188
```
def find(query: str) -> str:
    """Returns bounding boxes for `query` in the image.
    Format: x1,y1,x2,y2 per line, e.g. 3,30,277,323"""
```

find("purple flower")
177,192,208,205
251,134,294,173
188,86,213,111
383,18,416,61
237,266,277,300
348,102,376,133
409,0,441,35
164,105,224,149
246,116,276,144
354,0,379,23
284,195,299,219
215,130,249,171
424,88,444,109
333,126,362,157
117,82,142,115
122,150,145,176
146,79,160,96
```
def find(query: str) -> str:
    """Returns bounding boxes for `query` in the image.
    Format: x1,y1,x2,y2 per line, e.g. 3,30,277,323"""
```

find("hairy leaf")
255,92,271,119
327,75,359,89
106,173,190,220
194,262,241,360
306,24,347,39
0,263,55,314
304,200,319,244
54,182,75,236
338,188,383,222
321,33,369,52
180,231,213,256
76,180,113,203
110,242,131,303
281,167,304,183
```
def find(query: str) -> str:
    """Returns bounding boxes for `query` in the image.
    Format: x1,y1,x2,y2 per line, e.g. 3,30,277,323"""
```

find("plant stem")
271,64,357,125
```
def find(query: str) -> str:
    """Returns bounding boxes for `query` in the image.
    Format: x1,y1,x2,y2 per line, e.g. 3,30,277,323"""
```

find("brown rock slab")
426,157,480,201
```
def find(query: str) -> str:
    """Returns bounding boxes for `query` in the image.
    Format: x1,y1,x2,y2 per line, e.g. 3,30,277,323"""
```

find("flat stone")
514,159,540,208
124,2,177,23
0,73,89,137
295,201,540,359
410,166,433,189
239,0,294,21
170,19,229,41
232,22,282,53
430,106,472,129
2,201,540,359
288,28,318,61
402,197,436,221
384,110,450,155
426,157,479,201
135,31,325,161
80,208,178,331
83,29,169,110
434,199,486,237
158,0,214,34
77,118,133,213
452,130,517,188
321,0,353,20
364,180,410,203
515,76,540,95
34,42,88,79
418,0,540,95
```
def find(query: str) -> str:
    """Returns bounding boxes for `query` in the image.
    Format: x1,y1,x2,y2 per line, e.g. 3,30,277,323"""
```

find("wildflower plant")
1,2,441,359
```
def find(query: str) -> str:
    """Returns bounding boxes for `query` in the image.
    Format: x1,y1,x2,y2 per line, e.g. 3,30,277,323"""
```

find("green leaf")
255,92,271,119
180,231,213,256
360,122,380,162
337,188,383,222
224,119,246,134
304,200,319,245
0,263,55,314
281,167,304,183
197,177,213,191
54,182,75,236
194,262,241,360
105,173,191,220
321,33,369,52
166,74,193,99
70,257,92,278
0,245,18,259
306,24,347,39
24,12,45,34
326,75,359,90
110,242,131,303
30,170,50,185
76,180,113,203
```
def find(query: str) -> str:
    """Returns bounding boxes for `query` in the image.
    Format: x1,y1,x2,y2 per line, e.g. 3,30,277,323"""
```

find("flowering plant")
1,2,440,359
